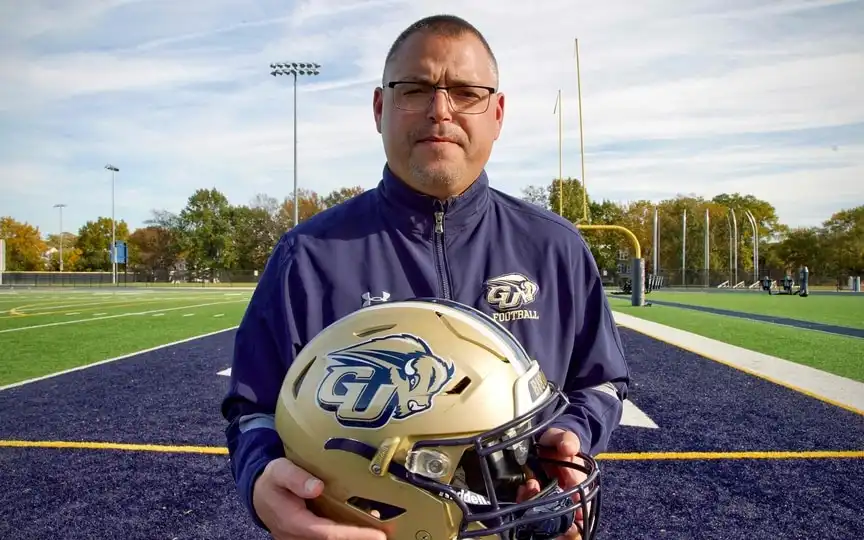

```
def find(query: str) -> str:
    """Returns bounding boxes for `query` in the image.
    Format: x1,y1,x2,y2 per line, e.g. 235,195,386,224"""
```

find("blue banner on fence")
112,241,127,264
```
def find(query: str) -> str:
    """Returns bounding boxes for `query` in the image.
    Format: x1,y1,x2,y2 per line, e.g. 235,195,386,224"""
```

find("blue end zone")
0,326,861,538
0,331,237,446
611,329,864,453
0,447,268,540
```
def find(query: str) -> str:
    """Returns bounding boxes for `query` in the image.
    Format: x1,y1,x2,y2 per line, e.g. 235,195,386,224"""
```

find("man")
222,14,630,540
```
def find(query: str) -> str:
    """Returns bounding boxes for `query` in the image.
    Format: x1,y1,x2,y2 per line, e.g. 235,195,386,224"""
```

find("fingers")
516,478,541,503
268,458,325,499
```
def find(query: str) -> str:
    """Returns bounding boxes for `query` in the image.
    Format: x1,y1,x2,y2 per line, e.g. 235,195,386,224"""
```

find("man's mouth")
418,137,458,145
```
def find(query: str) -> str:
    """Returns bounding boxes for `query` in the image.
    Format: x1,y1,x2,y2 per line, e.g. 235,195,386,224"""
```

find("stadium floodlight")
270,61,322,228
53,203,67,272
105,164,119,285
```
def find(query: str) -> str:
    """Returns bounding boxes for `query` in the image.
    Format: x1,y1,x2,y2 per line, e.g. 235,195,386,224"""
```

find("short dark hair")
382,14,499,86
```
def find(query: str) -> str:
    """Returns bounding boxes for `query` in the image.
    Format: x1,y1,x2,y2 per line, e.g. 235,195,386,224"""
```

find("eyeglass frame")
384,81,498,114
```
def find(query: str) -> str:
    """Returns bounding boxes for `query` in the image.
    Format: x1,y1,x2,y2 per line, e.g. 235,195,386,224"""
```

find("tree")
322,186,366,209
229,205,280,272
0,216,47,270
177,188,235,281
277,188,328,230
127,226,181,280
75,218,130,271
521,185,549,210
822,205,864,277
44,233,82,271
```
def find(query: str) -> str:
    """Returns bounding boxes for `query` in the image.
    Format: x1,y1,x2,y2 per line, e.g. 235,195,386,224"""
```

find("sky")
1,0,863,238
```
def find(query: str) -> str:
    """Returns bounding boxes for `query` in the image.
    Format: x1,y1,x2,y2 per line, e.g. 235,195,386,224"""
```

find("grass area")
611,302,863,382
3,287,860,389
642,291,864,329
0,290,251,386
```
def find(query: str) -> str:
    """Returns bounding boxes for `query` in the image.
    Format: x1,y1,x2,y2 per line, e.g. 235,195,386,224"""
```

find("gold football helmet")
274,298,601,540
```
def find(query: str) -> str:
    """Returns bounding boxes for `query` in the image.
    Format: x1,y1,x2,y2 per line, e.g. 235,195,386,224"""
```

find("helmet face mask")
276,298,602,540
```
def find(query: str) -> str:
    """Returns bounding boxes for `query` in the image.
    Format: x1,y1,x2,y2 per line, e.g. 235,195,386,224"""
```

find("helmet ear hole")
444,376,472,395
346,497,406,521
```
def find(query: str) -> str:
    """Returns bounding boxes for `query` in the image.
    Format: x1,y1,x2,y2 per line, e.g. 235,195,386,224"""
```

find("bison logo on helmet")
315,334,455,429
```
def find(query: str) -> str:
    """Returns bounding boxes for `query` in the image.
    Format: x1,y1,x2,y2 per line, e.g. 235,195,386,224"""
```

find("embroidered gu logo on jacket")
483,273,540,323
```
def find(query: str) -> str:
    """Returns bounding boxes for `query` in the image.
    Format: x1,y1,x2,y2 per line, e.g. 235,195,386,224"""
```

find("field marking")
621,400,659,429
598,450,864,460
0,300,244,334
0,294,248,319
613,311,864,416
0,440,228,455
0,326,239,392
0,440,860,460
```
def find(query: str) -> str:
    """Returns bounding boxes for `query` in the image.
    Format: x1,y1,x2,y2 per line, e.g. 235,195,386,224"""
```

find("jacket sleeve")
220,235,301,529
549,234,630,456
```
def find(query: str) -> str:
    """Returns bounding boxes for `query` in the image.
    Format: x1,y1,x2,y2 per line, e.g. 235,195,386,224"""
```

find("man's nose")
427,89,453,122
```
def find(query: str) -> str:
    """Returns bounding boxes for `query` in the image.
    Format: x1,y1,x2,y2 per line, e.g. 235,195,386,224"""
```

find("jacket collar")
377,164,490,234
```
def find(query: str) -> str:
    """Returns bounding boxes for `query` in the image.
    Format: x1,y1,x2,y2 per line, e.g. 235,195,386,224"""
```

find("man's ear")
373,87,384,134
493,92,505,140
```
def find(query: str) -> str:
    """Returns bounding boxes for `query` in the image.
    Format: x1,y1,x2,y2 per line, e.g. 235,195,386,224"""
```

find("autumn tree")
277,188,327,231
126,226,181,280
322,186,366,209
45,233,82,271
0,217,47,270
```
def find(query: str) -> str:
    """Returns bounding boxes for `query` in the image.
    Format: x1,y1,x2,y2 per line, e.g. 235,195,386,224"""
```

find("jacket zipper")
433,201,452,299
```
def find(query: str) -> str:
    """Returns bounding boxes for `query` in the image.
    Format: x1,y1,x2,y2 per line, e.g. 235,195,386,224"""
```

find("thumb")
539,428,581,457
270,458,324,499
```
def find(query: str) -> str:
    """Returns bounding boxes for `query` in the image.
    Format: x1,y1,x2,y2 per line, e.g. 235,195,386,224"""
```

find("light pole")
53,203,67,271
105,164,119,284
270,62,321,229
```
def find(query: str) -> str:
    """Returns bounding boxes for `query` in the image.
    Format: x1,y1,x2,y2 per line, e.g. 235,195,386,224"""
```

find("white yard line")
0,327,239,392
612,311,864,416
0,300,244,334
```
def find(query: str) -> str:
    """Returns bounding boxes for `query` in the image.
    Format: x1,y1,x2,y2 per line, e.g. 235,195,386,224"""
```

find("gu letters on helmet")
221,11,630,540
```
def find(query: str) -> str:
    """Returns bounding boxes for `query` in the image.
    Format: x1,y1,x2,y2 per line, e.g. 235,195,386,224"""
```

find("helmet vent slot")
355,324,397,338
346,496,406,520
445,376,472,395
291,356,316,399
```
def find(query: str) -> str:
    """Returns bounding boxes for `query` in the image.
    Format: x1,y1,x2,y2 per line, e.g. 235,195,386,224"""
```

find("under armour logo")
362,291,391,307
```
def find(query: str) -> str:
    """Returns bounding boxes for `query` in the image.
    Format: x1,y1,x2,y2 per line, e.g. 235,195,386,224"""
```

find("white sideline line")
0,300,243,334
0,327,239,392
612,311,864,415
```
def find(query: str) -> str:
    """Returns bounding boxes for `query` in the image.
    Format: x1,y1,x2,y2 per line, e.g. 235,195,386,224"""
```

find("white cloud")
1,0,862,238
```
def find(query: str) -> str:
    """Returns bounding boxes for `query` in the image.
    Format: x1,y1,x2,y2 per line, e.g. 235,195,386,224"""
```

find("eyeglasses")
385,81,496,114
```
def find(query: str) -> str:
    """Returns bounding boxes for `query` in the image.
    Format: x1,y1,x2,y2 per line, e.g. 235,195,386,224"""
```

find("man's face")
373,31,505,198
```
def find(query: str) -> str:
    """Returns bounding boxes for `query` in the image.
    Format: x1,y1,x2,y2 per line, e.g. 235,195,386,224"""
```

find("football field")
1,288,862,539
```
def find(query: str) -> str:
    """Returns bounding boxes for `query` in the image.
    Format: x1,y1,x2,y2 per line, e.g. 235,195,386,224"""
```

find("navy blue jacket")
221,165,630,527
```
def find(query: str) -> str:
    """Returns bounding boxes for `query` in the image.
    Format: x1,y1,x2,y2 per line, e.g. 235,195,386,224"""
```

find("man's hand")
252,458,387,540
517,428,588,540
